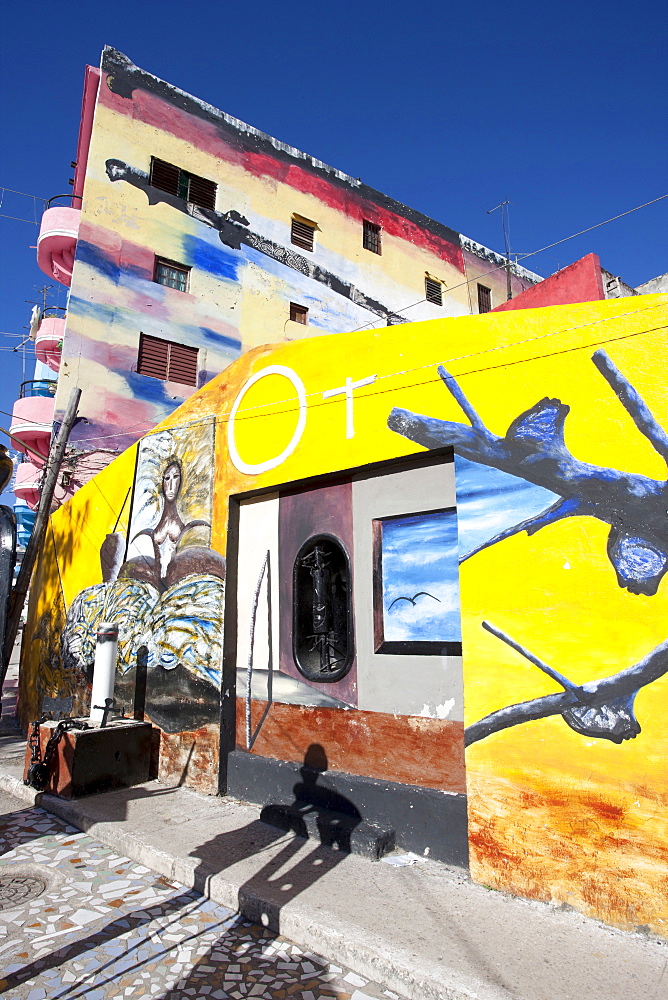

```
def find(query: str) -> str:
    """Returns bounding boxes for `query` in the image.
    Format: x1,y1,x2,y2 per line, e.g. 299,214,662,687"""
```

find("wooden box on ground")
23,719,153,798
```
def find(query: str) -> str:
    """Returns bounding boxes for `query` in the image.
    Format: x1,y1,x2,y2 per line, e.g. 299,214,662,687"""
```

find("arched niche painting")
292,535,353,683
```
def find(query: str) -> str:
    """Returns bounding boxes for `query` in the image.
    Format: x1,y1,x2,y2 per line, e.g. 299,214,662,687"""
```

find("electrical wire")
1,303,665,444
349,193,668,333
191,301,668,423
40,311,668,563
27,303,668,476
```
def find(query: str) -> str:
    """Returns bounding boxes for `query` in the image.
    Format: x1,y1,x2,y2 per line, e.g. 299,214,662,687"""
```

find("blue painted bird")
388,350,668,596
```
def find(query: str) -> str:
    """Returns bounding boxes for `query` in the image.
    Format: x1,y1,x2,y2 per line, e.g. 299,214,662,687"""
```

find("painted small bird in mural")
465,620,668,746
388,592,441,610
388,350,668,596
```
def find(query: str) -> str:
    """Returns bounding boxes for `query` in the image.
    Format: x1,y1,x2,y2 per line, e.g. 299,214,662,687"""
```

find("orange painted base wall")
236,698,465,793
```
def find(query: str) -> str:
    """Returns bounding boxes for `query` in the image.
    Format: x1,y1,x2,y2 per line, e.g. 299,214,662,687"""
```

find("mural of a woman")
61,419,227,734
121,456,224,591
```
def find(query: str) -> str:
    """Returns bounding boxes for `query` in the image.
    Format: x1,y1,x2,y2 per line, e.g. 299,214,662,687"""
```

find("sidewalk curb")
0,771,475,1000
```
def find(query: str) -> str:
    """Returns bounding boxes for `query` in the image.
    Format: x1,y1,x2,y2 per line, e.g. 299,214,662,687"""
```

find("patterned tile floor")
0,803,405,999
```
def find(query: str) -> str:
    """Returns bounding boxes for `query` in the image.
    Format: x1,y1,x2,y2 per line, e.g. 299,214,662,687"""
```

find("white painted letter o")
227,365,307,475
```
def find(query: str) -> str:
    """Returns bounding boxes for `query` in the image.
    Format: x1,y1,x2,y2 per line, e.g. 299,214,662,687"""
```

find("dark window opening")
477,283,492,313
363,219,382,254
290,302,308,325
291,217,316,252
293,535,353,683
137,333,199,386
425,277,443,306
154,257,190,293
149,157,216,211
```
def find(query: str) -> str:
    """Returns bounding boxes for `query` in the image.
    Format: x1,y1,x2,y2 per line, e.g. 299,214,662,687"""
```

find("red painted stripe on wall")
99,76,465,271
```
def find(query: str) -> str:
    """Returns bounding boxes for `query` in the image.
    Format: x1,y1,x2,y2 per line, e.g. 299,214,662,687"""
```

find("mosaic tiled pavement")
0,803,406,999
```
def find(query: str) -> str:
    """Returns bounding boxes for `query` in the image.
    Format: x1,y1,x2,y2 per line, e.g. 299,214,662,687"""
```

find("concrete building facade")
28,48,539,505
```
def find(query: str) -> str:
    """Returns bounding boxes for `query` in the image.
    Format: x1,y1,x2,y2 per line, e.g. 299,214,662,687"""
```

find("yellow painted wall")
24,292,668,931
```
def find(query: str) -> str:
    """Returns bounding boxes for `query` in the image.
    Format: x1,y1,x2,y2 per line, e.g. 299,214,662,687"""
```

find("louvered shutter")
363,220,381,254
137,334,169,379
167,342,199,386
150,158,180,197
291,218,315,251
425,277,443,306
477,284,492,313
187,174,216,211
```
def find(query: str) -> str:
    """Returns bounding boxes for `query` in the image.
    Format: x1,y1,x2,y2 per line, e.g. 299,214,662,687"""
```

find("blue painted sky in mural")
454,456,560,558
382,510,461,642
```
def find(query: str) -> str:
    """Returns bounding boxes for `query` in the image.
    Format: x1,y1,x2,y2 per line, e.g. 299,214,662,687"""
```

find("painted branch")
465,635,668,746
246,551,269,748
592,349,668,463
437,365,491,438
465,690,577,746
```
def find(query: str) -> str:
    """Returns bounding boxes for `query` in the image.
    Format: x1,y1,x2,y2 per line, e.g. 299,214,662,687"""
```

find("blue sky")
382,510,461,642
1,0,665,504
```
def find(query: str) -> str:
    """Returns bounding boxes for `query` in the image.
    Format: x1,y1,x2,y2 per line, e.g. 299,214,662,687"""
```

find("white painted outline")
227,364,307,475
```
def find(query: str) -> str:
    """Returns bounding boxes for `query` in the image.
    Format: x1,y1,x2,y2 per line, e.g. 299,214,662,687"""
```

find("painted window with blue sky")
374,508,461,652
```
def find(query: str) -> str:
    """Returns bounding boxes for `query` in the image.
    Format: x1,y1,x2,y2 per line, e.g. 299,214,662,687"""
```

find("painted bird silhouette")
465,620,668,745
388,350,668,596
388,591,440,610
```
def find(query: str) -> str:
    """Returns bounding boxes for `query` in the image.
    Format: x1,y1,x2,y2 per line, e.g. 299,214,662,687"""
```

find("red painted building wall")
491,253,604,312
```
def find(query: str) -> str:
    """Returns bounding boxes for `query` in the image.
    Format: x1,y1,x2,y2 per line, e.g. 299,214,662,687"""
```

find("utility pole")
487,199,513,301
0,388,81,703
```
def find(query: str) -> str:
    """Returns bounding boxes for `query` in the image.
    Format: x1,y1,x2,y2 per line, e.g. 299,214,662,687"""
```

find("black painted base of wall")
226,750,469,868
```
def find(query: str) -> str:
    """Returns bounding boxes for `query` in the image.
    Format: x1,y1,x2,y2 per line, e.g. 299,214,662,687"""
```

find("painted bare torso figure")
122,459,225,591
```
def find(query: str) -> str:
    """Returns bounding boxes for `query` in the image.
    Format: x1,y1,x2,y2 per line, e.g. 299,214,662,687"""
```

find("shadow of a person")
157,746,362,996
269,743,361,852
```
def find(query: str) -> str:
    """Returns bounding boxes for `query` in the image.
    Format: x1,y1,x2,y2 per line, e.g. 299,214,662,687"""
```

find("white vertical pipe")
90,622,119,724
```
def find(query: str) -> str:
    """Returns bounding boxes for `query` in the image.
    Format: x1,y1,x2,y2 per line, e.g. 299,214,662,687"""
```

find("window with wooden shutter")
137,334,199,386
290,303,308,325
477,284,492,313
425,277,443,306
149,157,216,211
291,217,316,252
362,220,381,254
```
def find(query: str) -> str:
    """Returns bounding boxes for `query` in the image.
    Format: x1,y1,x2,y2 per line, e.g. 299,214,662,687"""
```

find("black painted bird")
388,592,440,610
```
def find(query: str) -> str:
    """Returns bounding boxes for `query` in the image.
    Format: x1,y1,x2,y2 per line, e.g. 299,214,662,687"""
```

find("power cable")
349,193,668,333
1,303,664,444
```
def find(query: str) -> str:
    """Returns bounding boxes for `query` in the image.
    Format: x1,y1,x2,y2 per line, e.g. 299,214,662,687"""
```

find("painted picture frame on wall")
372,507,462,655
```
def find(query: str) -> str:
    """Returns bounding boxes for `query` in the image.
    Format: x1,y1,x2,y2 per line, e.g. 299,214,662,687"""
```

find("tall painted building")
30,47,540,502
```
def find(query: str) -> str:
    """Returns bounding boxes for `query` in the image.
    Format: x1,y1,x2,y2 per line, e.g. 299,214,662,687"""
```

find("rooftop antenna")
25,284,53,313
487,198,513,301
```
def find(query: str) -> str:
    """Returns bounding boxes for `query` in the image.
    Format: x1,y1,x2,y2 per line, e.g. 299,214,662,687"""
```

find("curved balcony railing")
10,392,55,465
35,315,64,373
14,501,37,547
18,379,57,399
14,460,42,511
37,198,81,286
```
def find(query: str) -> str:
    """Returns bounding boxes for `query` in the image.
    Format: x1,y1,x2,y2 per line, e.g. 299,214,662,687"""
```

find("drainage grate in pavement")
0,872,48,909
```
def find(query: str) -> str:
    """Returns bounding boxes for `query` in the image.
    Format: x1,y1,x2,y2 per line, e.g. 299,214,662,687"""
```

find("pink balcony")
9,381,56,465
35,315,64,372
14,460,42,510
37,205,80,286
